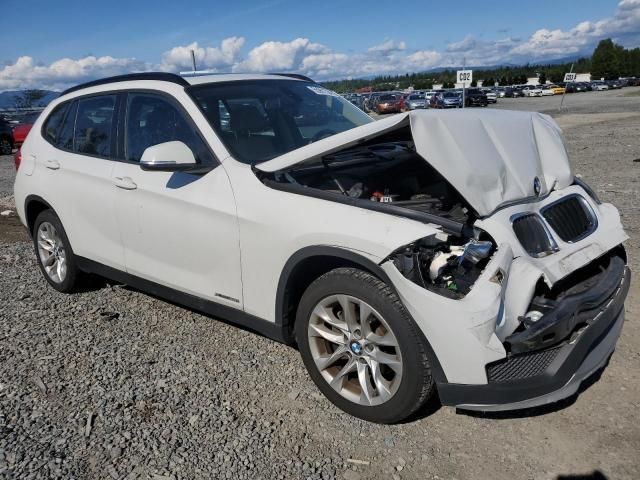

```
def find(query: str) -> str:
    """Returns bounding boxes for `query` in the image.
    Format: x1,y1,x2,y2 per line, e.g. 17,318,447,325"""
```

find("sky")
0,0,639,91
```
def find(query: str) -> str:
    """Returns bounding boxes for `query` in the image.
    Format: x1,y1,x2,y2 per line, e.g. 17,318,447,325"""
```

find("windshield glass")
443,92,459,98
189,80,373,164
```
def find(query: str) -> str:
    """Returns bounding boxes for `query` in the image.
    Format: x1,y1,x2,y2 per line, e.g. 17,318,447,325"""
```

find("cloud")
160,37,245,71
446,35,477,53
1,0,638,91
233,38,329,72
495,0,640,61
0,55,149,91
368,39,406,55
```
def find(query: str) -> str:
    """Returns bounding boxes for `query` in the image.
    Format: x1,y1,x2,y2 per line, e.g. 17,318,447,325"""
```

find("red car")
374,94,403,114
12,112,41,148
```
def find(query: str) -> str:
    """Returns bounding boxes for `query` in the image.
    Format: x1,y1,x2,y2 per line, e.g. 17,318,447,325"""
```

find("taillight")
14,149,22,170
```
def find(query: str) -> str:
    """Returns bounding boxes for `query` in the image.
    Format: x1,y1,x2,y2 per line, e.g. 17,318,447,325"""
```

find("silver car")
405,94,427,110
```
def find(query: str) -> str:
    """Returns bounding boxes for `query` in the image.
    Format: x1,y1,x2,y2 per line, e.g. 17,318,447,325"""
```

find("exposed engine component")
390,236,494,299
268,139,474,227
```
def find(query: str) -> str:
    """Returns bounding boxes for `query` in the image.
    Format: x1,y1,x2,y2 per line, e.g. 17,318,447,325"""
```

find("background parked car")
0,117,14,154
592,81,609,91
374,93,403,114
463,88,488,107
431,91,462,108
540,85,555,96
504,86,523,98
606,79,623,89
424,90,439,104
549,84,566,95
522,85,543,97
494,87,507,98
575,82,592,92
11,112,40,148
482,89,498,103
404,93,427,110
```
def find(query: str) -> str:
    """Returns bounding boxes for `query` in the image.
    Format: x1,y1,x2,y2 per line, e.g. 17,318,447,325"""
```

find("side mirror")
140,141,197,172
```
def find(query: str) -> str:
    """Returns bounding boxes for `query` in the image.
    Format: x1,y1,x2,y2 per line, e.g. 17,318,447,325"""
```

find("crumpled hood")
256,109,573,217
410,109,573,216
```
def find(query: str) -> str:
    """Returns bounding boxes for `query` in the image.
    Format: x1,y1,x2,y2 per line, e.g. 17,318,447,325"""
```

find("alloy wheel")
307,294,403,406
36,221,67,283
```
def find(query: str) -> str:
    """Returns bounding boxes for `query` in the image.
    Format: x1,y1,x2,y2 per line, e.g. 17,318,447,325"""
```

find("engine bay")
259,130,495,299
264,131,474,227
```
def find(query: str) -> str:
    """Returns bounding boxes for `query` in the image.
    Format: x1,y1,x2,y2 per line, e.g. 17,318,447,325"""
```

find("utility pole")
190,50,197,72
559,63,573,111
462,56,466,109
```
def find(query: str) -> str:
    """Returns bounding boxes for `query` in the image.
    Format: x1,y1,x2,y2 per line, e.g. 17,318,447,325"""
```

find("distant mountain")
0,90,59,110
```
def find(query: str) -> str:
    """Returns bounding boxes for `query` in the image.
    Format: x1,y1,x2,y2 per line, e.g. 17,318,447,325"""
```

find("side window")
74,95,116,157
42,103,68,144
125,93,211,163
57,101,77,151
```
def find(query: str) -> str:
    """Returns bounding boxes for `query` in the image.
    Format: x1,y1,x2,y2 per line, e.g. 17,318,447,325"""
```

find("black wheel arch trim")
24,194,57,235
275,245,448,383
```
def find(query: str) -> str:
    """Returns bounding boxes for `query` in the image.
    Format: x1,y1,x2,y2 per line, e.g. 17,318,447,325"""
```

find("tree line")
322,39,640,93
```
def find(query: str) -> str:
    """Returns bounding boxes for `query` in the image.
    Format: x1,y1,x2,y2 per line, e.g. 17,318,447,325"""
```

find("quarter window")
42,103,68,144
125,93,210,163
74,95,116,157
57,101,77,151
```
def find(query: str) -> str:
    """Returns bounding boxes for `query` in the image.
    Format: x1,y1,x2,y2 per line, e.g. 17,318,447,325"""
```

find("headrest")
230,104,267,131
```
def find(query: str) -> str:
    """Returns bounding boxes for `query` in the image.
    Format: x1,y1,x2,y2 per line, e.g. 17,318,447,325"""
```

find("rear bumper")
437,265,630,412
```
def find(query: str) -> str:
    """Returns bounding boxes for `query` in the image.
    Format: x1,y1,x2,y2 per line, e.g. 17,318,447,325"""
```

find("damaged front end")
504,248,629,355
388,236,494,299
254,109,630,409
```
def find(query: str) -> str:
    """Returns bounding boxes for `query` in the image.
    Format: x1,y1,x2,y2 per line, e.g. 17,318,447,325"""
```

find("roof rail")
60,72,190,96
269,73,315,83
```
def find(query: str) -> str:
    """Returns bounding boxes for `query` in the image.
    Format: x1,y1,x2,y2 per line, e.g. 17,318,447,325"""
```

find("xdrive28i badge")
533,176,542,196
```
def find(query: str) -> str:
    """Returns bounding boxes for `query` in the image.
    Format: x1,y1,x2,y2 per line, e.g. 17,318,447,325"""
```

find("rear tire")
296,267,435,423
33,209,83,293
0,136,12,155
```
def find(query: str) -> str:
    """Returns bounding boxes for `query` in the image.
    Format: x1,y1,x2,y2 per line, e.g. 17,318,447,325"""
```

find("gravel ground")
1,91,639,480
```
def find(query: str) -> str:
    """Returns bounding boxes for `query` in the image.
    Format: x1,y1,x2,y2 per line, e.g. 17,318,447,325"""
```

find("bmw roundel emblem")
533,177,542,196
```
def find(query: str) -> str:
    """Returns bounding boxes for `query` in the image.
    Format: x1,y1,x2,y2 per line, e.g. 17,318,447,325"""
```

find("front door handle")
44,159,60,170
113,176,137,190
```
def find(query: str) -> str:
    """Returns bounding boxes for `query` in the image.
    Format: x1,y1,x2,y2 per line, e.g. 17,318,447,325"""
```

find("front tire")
296,267,435,423
33,209,83,293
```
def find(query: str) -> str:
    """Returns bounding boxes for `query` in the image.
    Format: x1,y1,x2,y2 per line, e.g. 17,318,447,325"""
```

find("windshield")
443,92,459,98
189,80,373,164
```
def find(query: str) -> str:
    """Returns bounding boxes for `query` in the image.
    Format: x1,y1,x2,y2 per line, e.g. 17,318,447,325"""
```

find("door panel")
112,91,243,307
112,163,243,307
39,95,125,270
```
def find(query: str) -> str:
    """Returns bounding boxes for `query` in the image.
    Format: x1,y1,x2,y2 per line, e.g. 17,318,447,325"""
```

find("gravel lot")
1,89,639,479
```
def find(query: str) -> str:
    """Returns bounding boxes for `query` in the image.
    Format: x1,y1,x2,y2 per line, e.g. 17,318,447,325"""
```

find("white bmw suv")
14,72,630,423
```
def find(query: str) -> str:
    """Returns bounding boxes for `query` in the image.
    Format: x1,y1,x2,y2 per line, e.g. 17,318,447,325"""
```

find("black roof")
60,71,316,97
269,73,314,82
60,72,190,96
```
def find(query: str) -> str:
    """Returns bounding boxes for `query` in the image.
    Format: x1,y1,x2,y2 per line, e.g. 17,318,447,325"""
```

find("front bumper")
437,263,630,411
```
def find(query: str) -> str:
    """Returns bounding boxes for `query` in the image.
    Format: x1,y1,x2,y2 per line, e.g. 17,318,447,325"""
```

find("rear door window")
74,95,116,157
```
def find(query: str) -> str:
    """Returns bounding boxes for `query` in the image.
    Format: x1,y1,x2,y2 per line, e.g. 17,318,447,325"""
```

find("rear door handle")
44,159,60,170
113,176,137,190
